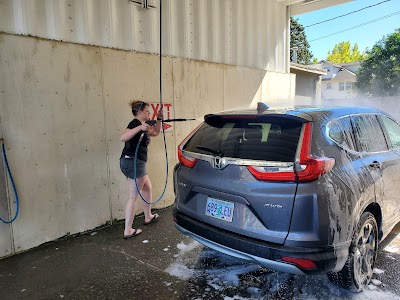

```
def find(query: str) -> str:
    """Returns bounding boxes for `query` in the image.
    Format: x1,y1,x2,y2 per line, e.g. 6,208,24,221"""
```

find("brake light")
177,124,202,169
221,115,257,119
296,123,335,182
247,123,334,182
178,148,197,168
282,256,317,269
247,166,296,181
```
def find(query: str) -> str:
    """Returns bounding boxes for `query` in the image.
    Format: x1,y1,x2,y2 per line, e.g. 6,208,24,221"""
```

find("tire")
327,212,379,292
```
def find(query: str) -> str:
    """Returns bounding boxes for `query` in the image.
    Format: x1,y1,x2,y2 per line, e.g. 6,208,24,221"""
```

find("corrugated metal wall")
0,0,289,72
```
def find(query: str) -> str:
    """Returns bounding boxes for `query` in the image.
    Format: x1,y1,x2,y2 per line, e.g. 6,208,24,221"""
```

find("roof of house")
341,61,361,67
323,68,357,82
319,60,343,69
319,60,361,70
290,63,327,75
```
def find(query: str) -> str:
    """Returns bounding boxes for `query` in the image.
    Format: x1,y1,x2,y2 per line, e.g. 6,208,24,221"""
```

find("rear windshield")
184,115,304,162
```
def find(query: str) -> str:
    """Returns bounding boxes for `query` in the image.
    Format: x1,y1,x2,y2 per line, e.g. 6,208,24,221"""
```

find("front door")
377,115,400,230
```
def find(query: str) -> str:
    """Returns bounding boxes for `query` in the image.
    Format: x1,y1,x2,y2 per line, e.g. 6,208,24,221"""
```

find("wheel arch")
363,202,383,240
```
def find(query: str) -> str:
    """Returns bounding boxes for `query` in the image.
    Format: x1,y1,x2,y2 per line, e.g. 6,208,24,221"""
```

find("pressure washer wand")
145,118,196,126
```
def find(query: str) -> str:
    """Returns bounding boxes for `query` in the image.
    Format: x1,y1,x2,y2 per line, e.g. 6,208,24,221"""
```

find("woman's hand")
157,109,163,120
140,123,148,132
147,109,163,137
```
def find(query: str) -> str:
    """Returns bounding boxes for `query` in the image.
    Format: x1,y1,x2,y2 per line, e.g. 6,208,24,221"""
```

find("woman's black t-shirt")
121,119,150,161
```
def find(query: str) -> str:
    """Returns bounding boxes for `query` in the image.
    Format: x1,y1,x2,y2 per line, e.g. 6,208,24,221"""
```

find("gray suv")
172,105,400,291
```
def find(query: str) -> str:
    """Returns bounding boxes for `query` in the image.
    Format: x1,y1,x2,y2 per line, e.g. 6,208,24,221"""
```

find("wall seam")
0,86,15,256
100,48,113,223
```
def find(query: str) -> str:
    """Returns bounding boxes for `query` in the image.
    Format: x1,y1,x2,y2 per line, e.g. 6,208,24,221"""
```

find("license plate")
205,197,234,222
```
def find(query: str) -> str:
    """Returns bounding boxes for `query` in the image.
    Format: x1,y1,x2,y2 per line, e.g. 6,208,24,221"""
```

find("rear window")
183,115,303,162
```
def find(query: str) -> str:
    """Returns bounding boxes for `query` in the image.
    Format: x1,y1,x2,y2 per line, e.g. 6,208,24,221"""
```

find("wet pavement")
1,206,400,300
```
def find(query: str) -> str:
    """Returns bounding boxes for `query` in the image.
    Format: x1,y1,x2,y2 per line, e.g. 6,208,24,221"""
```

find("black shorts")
120,157,147,179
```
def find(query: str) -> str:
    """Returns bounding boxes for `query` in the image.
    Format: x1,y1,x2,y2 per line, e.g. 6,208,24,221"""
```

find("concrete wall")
0,33,294,258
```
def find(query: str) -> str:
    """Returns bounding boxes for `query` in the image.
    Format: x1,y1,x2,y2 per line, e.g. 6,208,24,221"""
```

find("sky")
295,0,400,61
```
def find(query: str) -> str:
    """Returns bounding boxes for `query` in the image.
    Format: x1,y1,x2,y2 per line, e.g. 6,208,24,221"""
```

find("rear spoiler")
204,113,312,123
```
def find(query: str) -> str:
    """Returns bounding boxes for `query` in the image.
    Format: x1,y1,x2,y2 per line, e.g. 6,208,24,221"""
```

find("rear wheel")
327,212,378,292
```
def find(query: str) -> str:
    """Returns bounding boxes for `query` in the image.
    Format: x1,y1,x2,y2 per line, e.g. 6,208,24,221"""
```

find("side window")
328,117,356,150
379,116,400,149
351,115,388,152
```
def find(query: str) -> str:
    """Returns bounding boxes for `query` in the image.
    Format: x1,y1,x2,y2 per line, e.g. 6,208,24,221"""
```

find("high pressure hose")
134,132,168,205
133,0,168,205
0,138,19,224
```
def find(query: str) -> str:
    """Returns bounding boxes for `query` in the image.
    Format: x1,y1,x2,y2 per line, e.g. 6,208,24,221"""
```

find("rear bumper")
175,223,307,275
173,209,349,275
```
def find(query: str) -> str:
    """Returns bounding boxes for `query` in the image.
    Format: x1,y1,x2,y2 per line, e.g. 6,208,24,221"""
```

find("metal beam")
291,0,354,15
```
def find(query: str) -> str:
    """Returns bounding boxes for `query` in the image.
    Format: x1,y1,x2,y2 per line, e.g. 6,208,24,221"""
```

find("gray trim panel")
175,224,306,276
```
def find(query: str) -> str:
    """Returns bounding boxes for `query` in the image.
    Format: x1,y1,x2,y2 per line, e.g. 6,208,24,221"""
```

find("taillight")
296,123,335,182
178,148,197,168
177,124,202,169
282,256,317,269
247,166,296,182
296,157,335,182
247,123,335,182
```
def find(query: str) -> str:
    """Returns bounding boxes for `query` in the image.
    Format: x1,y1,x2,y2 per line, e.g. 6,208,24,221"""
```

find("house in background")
313,60,361,101
290,63,326,106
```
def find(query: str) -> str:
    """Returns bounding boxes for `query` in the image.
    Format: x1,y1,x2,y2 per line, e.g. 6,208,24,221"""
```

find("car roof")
213,106,388,122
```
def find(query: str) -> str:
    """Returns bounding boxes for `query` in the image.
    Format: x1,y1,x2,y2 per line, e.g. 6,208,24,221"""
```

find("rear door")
351,114,398,230
175,114,306,244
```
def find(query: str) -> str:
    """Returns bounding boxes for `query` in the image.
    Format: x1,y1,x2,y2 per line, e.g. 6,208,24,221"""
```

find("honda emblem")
212,156,226,170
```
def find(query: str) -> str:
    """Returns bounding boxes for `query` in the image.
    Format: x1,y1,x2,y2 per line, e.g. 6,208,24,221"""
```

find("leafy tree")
312,57,319,64
326,41,366,63
355,29,400,96
290,18,314,64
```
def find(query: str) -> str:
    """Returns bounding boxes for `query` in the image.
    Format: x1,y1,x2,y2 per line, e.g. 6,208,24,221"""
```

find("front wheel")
327,212,379,292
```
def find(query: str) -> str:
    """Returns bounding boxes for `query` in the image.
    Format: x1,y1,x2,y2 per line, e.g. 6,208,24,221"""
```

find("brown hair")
129,100,149,116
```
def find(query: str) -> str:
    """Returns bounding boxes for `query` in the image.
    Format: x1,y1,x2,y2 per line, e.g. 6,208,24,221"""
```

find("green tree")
355,29,400,96
326,41,366,63
290,18,314,64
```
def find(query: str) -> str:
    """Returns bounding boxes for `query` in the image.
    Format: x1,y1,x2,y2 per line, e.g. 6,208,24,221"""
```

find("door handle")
369,161,382,169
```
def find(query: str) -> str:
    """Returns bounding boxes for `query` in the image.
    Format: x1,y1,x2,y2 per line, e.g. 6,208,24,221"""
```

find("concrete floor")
1,207,400,300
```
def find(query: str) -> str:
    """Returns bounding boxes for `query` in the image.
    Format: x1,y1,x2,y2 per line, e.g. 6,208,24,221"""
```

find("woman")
120,100,163,239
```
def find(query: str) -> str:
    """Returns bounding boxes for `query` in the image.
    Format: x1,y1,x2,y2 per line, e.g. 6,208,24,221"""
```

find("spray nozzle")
145,120,159,126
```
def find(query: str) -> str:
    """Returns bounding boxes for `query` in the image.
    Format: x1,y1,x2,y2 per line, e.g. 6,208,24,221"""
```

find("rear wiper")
196,145,223,156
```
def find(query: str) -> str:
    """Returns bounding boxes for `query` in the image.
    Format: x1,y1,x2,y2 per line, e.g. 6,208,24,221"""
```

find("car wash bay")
0,0,300,258
2,0,400,299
